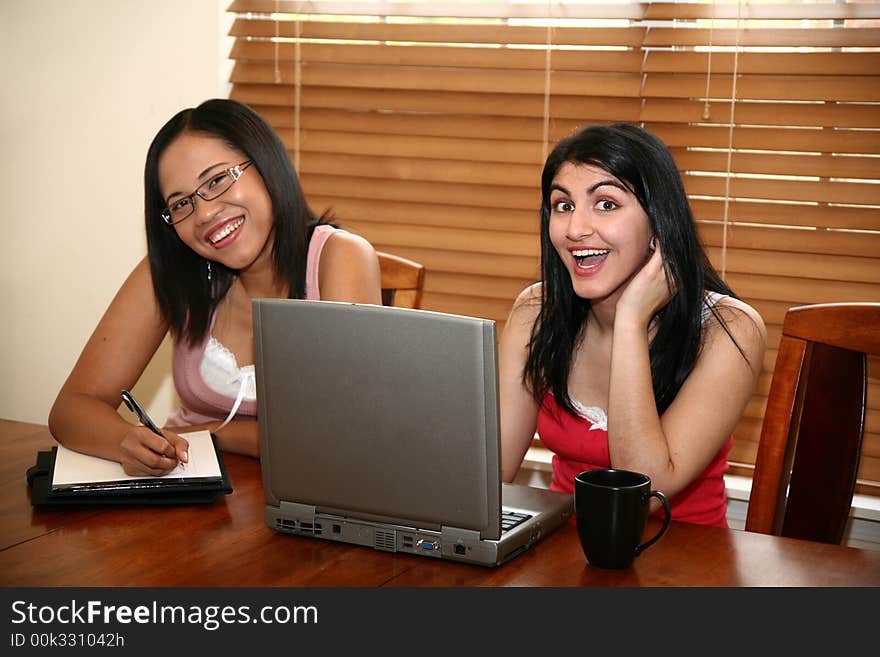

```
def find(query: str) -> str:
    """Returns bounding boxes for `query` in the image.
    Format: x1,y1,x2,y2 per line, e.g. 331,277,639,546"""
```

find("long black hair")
144,98,326,345
524,122,738,416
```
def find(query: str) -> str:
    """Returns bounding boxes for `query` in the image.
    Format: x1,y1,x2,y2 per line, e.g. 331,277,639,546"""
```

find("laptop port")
417,539,438,551
454,543,466,555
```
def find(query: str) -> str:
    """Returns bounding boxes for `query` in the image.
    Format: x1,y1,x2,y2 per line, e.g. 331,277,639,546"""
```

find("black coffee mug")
574,469,671,569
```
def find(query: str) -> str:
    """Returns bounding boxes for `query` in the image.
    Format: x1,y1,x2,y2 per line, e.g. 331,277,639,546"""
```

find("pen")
120,389,185,468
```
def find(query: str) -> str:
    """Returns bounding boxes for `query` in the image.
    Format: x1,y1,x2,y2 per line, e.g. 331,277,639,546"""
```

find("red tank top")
537,392,731,527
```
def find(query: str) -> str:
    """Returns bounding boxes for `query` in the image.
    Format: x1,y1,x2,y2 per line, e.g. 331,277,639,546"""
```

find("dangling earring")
207,260,212,282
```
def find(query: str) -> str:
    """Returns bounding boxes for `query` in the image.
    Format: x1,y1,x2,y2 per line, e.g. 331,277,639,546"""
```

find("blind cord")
541,2,554,165
721,0,743,280
273,1,281,83
294,3,302,173
703,4,715,120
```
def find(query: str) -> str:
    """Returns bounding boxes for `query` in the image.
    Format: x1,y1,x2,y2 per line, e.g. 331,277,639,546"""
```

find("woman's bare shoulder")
713,295,766,334
323,228,376,258
318,228,382,303
504,282,543,336
706,294,767,363
511,282,542,313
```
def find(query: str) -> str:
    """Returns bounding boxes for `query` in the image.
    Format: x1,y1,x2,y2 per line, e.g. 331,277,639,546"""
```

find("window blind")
226,0,880,493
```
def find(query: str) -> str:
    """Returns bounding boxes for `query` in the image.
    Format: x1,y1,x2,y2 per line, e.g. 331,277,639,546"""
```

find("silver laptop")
253,299,573,567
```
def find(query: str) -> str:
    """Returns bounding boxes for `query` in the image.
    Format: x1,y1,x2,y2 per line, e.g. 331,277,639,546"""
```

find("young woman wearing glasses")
499,123,766,527
49,99,382,476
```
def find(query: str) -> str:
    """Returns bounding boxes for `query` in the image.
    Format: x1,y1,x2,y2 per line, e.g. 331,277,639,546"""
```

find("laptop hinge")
279,501,316,519
273,501,320,535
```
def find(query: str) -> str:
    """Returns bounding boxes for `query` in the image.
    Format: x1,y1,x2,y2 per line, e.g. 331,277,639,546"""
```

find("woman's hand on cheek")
616,244,676,327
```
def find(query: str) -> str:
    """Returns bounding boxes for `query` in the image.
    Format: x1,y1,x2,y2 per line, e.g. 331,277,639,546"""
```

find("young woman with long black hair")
500,123,766,527
50,99,381,475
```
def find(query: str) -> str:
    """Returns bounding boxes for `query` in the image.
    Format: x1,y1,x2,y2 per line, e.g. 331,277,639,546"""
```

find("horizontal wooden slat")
234,42,880,79
706,247,879,284
672,149,880,181
562,122,880,154
642,98,880,130
233,61,650,97
228,0,644,19
232,61,545,94
689,199,878,232
697,223,880,260
243,64,879,104
229,18,647,46
231,40,645,73
644,51,880,76
683,175,880,206
643,73,880,103
644,27,880,49
644,2,880,21
230,1,880,22
236,87,642,121
723,272,880,305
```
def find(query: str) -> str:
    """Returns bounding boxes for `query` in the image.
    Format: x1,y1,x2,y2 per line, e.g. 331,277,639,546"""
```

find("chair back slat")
745,302,878,544
377,251,425,310
782,343,866,543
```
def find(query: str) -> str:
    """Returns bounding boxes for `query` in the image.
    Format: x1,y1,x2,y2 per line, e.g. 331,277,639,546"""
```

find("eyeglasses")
161,160,253,226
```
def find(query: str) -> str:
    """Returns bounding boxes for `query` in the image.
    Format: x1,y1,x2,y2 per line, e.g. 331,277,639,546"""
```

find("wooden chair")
745,302,880,544
376,251,425,309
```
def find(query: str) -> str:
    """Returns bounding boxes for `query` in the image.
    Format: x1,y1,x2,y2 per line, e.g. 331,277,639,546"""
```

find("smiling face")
158,131,275,274
547,161,654,305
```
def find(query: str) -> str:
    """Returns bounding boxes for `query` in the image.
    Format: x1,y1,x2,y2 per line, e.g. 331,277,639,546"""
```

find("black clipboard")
26,434,233,507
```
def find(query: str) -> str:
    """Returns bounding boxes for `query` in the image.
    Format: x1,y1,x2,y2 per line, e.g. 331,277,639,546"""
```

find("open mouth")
208,217,245,246
572,248,609,269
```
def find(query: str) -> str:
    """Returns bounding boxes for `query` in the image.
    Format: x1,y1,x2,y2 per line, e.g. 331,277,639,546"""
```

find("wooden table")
2,420,879,587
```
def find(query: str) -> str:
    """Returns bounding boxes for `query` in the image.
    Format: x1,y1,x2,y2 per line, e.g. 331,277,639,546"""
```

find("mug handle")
635,491,671,555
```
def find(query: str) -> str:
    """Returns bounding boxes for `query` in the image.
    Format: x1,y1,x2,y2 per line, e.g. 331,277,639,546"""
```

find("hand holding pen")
120,390,188,475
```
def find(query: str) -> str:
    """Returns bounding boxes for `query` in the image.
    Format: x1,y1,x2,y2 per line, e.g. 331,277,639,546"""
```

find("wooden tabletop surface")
2,419,878,587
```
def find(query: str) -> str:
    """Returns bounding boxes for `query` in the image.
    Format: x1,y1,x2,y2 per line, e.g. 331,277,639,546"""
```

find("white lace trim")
570,398,607,431
199,337,257,431
200,337,257,401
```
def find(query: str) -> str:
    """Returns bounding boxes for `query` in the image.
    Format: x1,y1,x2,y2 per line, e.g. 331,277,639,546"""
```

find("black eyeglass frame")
161,160,253,226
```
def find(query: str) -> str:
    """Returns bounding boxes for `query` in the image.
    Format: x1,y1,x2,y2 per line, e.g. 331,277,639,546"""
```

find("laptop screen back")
254,300,501,535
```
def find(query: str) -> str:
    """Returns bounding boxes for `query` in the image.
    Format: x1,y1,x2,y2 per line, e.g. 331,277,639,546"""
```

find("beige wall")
1,0,231,424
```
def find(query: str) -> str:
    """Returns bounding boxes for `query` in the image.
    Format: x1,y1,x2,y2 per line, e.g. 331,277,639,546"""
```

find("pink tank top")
164,224,335,427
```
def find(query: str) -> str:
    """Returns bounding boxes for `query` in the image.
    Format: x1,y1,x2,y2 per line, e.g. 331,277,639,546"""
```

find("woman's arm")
48,257,189,475
317,230,383,304
499,284,543,483
607,251,767,499
168,419,260,458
